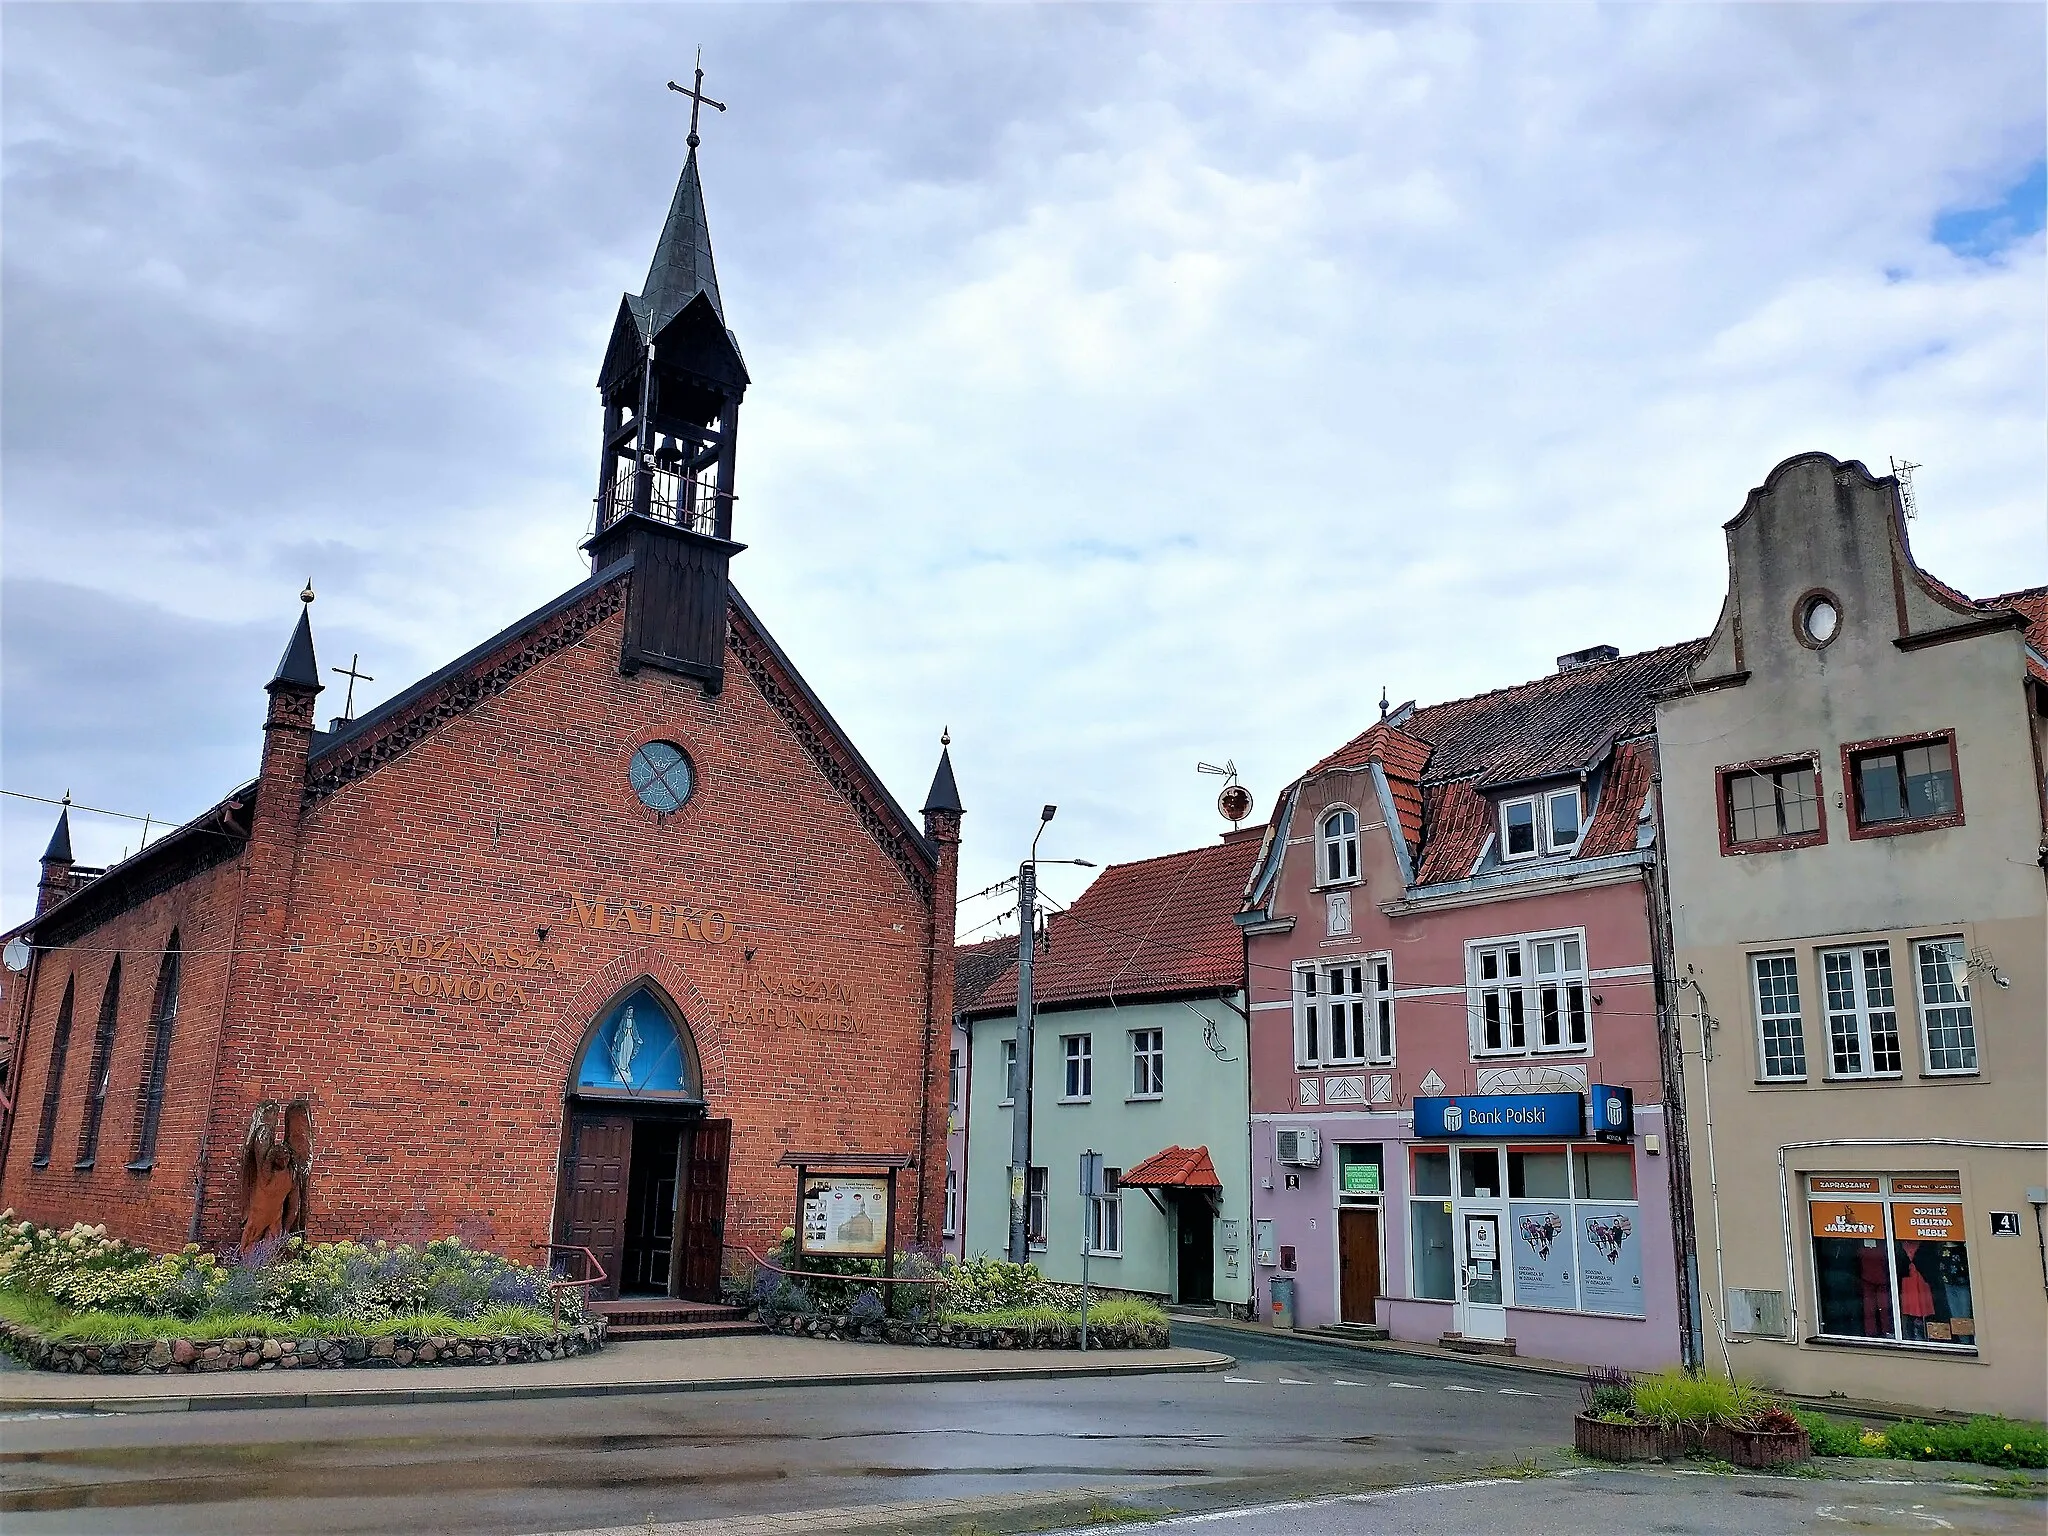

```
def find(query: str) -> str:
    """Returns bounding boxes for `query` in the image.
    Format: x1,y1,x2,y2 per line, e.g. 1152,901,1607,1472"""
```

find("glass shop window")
1509,1149,1571,1199
1412,1148,1452,1197
1573,1148,1637,1201
1808,1173,1973,1348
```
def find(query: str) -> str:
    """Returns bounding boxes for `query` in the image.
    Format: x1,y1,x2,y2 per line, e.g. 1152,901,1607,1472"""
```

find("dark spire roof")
633,147,724,338
42,806,72,864
270,606,321,692
922,746,964,816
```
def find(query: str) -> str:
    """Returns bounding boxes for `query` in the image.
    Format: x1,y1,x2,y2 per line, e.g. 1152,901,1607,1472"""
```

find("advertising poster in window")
1575,1205,1643,1315
1510,1202,1576,1309
799,1175,891,1258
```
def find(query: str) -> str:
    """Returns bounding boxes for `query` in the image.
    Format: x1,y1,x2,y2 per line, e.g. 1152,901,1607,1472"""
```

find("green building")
960,832,1260,1311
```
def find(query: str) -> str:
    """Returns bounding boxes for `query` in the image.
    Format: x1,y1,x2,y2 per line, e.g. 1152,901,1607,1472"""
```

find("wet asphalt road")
1058,1466,2047,1536
0,1325,1575,1535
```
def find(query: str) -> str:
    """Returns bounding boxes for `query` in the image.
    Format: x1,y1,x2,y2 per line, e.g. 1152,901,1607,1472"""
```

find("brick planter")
1705,1423,1812,1469
1574,1413,1697,1462
0,1316,605,1375
760,1312,1170,1350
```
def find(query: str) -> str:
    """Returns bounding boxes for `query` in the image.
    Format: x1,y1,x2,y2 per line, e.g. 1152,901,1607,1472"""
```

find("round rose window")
629,741,694,812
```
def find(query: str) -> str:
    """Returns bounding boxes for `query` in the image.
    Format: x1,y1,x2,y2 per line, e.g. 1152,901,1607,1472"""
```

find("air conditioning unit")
1275,1127,1322,1167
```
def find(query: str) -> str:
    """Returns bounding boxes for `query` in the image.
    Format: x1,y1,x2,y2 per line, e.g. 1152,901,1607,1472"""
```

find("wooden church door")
560,1112,632,1300
675,1118,731,1301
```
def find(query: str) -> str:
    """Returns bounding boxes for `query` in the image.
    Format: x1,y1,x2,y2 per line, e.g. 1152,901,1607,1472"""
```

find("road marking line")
1222,1375,1262,1383
1075,1476,1532,1531
1387,1381,1425,1389
1330,1379,1366,1386
1275,1378,1312,1385
1497,1387,1542,1395
1443,1384,1482,1392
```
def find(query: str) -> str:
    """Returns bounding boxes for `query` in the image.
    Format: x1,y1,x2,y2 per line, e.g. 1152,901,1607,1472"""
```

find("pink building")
1239,644,1697,1369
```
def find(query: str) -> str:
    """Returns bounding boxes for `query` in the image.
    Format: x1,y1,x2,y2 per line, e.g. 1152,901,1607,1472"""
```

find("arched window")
76,958,123,1169
130,933,182,1170
1321,808,1359,884
31,976,76,1169
574,987,697,1099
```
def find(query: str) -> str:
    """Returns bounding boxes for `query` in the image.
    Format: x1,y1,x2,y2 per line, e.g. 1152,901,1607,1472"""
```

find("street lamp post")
1006,806,1093,1265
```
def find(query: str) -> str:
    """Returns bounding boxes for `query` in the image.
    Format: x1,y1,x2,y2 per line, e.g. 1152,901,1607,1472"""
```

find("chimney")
1557,644,1620,673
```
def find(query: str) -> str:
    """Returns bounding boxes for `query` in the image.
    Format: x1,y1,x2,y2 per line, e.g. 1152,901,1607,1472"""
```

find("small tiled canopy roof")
1121,1145,1223,1190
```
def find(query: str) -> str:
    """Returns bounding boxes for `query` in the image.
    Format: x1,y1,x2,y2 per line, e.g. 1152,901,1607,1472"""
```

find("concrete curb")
0,1349,1235,1416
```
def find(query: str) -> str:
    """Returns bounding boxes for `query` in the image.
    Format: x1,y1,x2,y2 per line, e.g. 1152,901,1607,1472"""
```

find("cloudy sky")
3,4,2042,935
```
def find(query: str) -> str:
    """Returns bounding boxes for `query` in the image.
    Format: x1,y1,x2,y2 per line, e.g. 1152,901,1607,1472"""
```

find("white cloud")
3,4,2041,930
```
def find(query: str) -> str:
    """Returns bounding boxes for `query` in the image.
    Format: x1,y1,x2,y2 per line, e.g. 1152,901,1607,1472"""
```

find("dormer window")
1546,788,1581,852
1321,808,1359,884
1500,798,1539,859
1500,789,1581,861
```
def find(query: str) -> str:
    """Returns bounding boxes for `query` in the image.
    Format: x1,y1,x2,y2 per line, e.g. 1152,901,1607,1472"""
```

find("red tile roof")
1411,780,1493,884
953,936,1018,1013
1985,584,2046,631
1121,1144,1223,1190
1307,723,1428,847
968,833,1261,1015
1574,739,1654,859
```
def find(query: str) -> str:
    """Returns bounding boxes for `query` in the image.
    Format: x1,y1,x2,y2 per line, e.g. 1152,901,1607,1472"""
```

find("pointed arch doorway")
554,984,729,1301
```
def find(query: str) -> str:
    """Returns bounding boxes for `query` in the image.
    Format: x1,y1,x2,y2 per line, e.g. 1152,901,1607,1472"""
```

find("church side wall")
0,858,246,1252
192,604,941,1266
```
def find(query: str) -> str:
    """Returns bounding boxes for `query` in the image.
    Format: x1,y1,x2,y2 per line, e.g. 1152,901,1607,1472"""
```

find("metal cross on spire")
667,48,726,149
332,653,374,720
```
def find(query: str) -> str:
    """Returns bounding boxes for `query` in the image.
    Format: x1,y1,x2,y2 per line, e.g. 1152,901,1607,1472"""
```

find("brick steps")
591,1298,763,1344
606,1319,768,1343
1306,1322,1391,1343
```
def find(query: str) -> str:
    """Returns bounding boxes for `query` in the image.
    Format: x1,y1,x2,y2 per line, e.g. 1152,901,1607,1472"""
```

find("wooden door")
1339,1207,1381,1324
558,1113,631,1300
676,1118,731,1301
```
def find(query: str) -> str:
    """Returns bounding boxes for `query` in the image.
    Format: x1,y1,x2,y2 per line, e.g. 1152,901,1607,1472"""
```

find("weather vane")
667,47,727,150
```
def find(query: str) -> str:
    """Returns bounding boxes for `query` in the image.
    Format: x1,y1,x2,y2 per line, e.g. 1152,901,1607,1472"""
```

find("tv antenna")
1198,759,1254,828
1890,456,1921,519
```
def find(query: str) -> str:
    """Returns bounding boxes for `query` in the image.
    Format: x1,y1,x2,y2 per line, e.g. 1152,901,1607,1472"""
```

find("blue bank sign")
1413,1093,1584,1139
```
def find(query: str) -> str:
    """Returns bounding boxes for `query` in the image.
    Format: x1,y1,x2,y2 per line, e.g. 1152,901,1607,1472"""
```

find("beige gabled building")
1655,452,2045,1419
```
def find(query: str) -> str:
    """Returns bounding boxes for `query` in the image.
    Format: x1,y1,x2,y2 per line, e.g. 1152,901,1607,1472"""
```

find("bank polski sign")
1413,1093,1584,1139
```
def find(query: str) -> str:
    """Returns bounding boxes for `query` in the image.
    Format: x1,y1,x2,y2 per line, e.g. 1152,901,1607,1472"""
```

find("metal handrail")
534,1242,609,1335
736,1243,945,1289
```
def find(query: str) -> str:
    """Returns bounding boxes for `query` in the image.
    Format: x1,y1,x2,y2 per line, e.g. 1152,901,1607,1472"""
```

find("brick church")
0,121,964,1302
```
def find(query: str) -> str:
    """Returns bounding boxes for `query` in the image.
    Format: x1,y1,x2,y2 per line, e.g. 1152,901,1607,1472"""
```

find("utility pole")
1006,828,1043,1264
1004,806,1093,1267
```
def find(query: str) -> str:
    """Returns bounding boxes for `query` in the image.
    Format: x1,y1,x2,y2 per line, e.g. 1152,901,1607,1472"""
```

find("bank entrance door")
1454,1146,1508,1342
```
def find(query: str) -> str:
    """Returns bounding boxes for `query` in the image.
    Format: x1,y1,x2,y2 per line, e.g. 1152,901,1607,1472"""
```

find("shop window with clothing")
1808,1173,1973,1348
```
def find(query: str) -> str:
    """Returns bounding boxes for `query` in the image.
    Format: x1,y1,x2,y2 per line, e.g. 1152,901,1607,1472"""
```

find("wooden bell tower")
586,61,749,694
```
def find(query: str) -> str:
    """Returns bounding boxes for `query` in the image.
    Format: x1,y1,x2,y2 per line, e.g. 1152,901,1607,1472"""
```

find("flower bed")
740,1246,1170,1350
1791,1410,2047,1470
0,1214,598,1375
0,1316,604,1375
1574,1366,1808,1466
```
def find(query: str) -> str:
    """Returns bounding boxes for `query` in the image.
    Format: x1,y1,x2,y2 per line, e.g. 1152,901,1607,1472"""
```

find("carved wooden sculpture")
239,1098,313,1251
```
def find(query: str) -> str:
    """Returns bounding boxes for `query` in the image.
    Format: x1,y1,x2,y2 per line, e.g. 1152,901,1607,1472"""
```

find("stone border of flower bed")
1573,1412,1811,1469
761,1312,1170,1349
0,1316,605,1376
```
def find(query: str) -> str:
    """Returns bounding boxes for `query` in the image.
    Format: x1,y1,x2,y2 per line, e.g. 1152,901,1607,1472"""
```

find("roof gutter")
1379,848,1649,915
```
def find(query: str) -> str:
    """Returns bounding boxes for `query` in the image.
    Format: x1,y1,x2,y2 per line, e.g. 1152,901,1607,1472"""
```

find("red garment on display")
1857,1243,1894,1335
1898,1242,1935,1320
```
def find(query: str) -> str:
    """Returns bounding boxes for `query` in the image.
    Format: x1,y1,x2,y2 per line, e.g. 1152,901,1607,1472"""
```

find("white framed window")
1001,1039,1017,1105
943,1168,959,1235
1751,952,1808,1080
1027,1165,1048,1248
1130,1028,1164,1099
1546,788,1582,852
1500,796,1540,859
1062,1034,1093,1100
1914,938,1977,1075
1087,1168,1123,1256
1820,944,1903,1078
1294,956,1394,1067
948,1047,964,1115
1320,807,1360,885
1469,931,1590,1057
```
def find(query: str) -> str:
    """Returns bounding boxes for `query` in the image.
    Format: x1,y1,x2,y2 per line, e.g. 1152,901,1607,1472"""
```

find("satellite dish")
1217,785,1254,826
2,938,31,973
